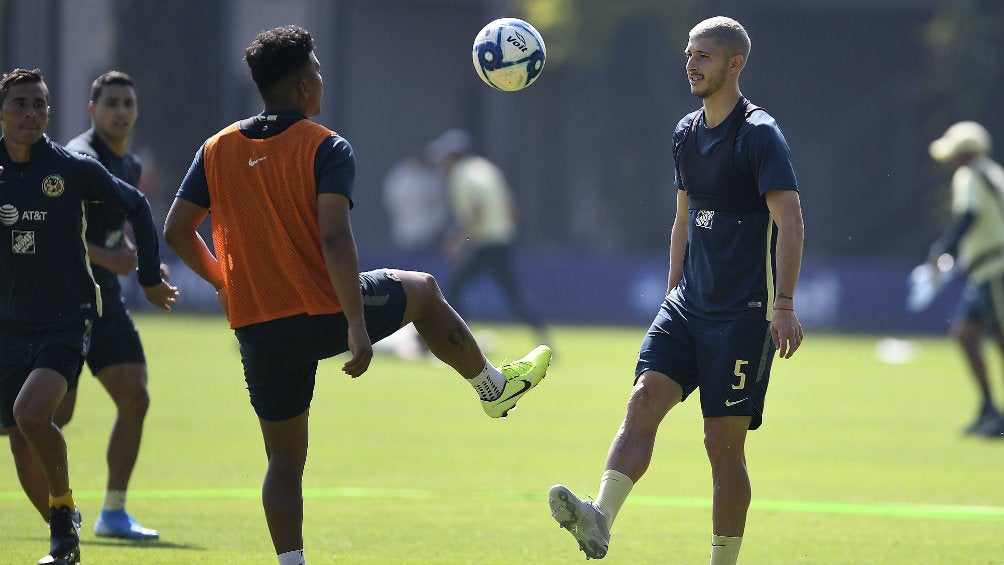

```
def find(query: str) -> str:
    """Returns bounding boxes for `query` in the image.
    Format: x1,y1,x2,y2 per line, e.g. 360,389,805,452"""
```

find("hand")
160,263,171,281
105,246,139,275
770,309,803,359
142,279,179,311
341,323,373,378
215,286,229,321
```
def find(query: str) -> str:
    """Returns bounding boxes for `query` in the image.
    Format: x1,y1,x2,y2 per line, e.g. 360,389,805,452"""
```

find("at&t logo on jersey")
696,210,715,229
0,204,49,226
0,204,18,226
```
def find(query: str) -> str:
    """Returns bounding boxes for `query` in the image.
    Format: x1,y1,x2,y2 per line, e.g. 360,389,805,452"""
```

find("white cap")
929,121,992,163
425,129,472,164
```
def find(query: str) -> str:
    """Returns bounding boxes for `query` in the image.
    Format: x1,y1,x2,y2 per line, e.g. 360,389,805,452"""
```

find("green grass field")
2,315,1003,564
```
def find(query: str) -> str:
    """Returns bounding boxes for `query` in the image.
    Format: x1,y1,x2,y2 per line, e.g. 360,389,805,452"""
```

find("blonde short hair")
689,16,751,59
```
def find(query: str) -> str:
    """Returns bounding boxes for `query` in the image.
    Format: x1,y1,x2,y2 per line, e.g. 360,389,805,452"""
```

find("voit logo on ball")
0,204,19,226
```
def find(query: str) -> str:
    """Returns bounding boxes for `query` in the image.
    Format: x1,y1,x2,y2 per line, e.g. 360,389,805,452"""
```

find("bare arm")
765,188,805,358
163,197,226,314
87,238,137,276
667,190,690,294
318,192,372,377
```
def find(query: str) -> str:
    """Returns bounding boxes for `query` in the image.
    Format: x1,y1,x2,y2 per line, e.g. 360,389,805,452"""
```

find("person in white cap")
927,121,1004,437
426,129,550,343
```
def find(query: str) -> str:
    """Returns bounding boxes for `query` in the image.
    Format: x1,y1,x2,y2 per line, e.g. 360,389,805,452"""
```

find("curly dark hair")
0,67,47,105
90,70,135,103
244,25,315,93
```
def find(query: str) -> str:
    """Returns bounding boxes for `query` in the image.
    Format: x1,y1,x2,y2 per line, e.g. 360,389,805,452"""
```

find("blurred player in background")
927,121,1004,437
547,16,803,565
163,26,550,565
382,147,449,255
426,128,549,344
60,71,161,539
0,67,176,565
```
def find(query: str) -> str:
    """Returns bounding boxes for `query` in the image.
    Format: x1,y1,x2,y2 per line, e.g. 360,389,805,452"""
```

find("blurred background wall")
1,0,1001,332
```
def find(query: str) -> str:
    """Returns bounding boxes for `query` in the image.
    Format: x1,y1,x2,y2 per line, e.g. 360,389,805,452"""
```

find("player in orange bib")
163,25,551,565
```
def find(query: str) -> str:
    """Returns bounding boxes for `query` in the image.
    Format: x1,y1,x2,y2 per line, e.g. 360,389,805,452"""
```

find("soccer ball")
472,18,546,92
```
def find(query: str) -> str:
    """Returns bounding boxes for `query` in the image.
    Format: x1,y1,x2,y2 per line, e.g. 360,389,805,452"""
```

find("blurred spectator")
927,121,1004,437
426,129,548,343
382,150,449,253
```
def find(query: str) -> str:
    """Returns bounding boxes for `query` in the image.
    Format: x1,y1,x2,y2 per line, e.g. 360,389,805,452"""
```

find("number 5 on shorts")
733,360,748,390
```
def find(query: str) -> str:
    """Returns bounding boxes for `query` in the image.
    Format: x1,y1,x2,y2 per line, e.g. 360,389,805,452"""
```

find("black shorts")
635,300,775,430
72,294,145,387
0,321,91,428
236,269,407,421
955,275,1004,333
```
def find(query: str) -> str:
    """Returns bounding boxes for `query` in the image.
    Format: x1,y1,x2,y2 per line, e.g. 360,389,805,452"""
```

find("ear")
730,54,746,72
87,100,95,115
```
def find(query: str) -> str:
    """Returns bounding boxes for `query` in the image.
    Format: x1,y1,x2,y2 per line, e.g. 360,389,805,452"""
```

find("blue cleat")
94,509,159,540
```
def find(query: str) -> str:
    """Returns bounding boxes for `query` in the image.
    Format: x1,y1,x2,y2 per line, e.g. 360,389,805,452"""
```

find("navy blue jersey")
0,135,162,329
66,129,143,295
670,98,798,321
177,111,354,208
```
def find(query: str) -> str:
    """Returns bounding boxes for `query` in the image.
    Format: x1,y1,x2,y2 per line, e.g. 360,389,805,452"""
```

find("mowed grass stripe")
3,487,1000,521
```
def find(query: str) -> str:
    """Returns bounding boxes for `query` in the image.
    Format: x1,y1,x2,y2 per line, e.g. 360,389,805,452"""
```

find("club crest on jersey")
695,209,715,229
41,175,65,198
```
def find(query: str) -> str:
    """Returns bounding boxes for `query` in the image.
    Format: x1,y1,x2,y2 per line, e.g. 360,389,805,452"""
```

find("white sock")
709,534,742,565
277,549,305,565
102,490,126,512
594,469,633,528
469,361,505,401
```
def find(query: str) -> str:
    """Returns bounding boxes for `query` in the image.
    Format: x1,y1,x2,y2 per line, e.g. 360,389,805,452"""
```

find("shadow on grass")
9,533,205,552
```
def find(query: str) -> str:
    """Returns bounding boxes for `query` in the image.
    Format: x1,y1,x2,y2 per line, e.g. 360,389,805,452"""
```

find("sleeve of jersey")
81,160,163,286
315,136,356,207
176,146,211,208
744,121,799,196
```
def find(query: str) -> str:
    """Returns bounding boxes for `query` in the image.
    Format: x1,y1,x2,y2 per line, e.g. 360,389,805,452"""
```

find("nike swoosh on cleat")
498,379,532,403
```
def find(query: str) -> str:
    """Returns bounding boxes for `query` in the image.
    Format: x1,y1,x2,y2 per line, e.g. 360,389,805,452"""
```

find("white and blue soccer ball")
472,18,546,92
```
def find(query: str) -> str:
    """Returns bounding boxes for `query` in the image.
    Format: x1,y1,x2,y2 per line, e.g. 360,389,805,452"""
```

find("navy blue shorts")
955,275,1004,333
635,300,775,430
71,294,145,387
236,269,407,421
0,321,91,428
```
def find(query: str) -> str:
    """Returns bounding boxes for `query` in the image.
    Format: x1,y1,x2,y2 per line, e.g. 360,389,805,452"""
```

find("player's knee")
11,404,49,437
624,381,674,430
120,389,150,420
703,423,747,467
120,380,151,413
400,270,444,305
950,320,979,343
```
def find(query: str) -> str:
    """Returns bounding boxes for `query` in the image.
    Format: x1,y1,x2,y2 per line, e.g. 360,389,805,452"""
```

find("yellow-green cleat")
481,345,551,418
